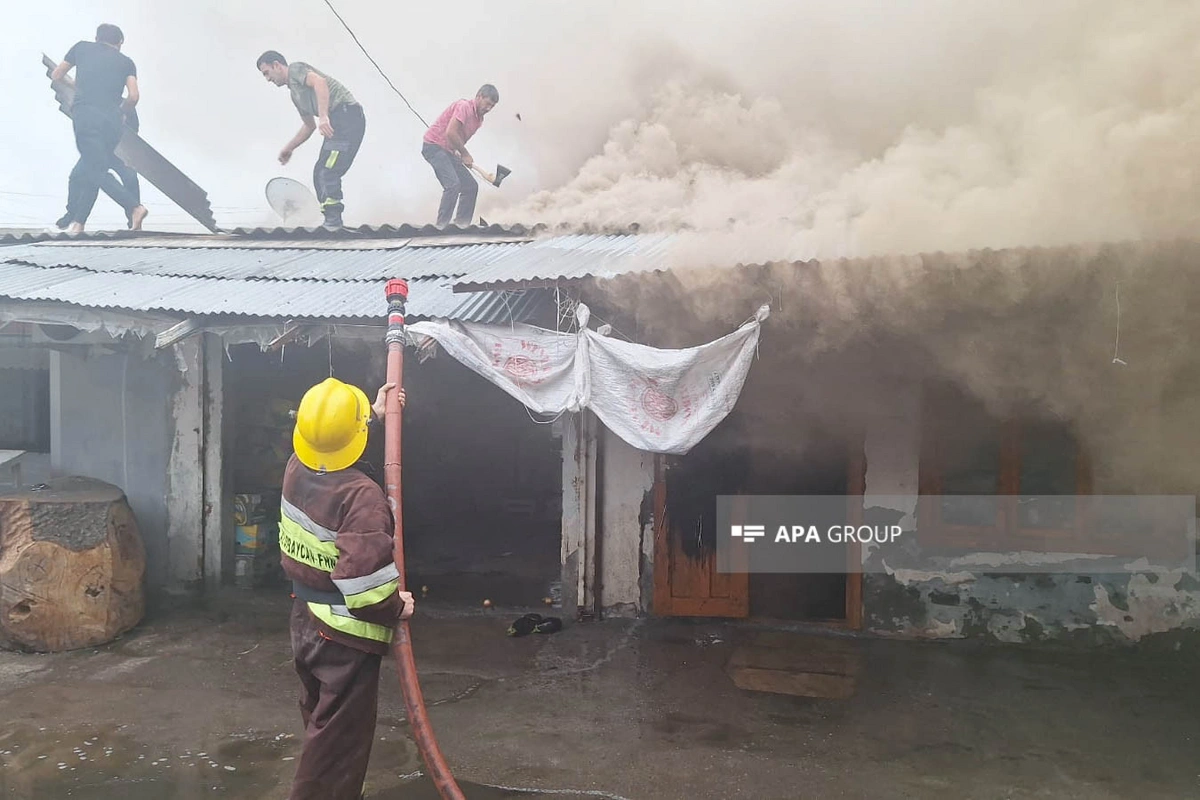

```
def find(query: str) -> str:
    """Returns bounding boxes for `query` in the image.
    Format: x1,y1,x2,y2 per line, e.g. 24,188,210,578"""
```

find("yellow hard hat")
293,378,371,473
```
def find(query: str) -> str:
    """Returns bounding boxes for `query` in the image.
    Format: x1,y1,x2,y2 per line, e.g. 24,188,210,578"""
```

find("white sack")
406,318,582,415
407,303,769,454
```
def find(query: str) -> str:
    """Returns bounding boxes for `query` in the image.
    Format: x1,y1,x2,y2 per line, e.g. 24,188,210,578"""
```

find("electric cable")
319,0,429,128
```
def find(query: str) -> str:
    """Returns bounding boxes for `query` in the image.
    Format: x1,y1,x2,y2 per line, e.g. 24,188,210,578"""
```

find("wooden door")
651,440,865,627
652,457,749,617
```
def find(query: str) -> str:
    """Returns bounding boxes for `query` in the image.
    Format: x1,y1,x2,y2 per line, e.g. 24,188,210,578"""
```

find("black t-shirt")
64,40,136,111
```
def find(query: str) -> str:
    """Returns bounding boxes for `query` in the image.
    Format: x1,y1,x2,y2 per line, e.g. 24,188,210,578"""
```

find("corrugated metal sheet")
0,233,669,287
0,222,544,246
0,229,138,246
0,262,546,323
226,222,540,238
450,233,678,291
0,243,528,281
43,54,218,232
0,228,671,323
0,222,652,247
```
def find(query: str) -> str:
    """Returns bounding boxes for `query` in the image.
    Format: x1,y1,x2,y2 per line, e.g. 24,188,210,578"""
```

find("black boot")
507,613,543,637
322,204,344,231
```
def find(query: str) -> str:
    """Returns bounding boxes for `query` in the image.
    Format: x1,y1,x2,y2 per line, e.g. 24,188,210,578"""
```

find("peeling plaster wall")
560,415,656,617
864,566,1200,644
861,377,1200,644
561,412,588,614
599,427,655,616
166,339,205,590
201,333,230,589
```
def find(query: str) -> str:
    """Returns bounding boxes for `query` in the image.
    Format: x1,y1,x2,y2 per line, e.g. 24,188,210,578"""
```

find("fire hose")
384,279,465,800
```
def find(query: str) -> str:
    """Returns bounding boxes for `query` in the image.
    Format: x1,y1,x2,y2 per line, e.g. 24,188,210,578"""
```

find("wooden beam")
154,318,205,350
266,322,311,352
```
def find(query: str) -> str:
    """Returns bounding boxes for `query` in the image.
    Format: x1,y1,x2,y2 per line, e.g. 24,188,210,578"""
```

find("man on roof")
421,85,499,228
55,106,141,231
257,51,365,230
51,23,149,233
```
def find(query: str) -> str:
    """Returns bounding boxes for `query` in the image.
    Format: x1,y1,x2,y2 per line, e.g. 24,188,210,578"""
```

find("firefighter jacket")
279,453,403,655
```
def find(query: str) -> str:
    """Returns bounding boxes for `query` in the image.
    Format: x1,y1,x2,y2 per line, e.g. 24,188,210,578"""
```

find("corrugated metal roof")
0,222,648,247
0,228,669,323
226,222,541,239
0,229,139,245
0,243,528,282
0,261,545,323
0,222,545,246
450,233,678,291
0,234,672,285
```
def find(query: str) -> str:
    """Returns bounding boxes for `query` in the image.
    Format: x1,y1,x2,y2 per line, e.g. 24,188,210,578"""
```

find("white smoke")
496,0,1200,263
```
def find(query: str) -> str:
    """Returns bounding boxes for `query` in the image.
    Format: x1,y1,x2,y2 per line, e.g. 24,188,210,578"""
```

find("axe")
468,162,512,188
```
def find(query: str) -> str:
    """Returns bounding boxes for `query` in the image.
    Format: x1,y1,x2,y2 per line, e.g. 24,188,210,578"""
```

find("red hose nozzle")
386,278,409,300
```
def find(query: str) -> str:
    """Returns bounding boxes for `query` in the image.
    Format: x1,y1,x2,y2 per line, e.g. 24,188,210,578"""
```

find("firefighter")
280,377,414,800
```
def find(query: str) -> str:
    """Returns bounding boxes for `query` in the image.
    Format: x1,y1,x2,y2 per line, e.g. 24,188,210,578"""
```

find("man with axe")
421,85,500,228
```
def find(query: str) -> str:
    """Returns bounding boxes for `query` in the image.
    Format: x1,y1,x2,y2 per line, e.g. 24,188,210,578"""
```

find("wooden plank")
727,666,856,699
154,318,204,350
670,530,708,599
746,630,861,654
710,554,733,599
653,459,749,618
43,55,218,232
717,495,750,614
669,596,750,618
729,644,862,676
651,456,673,615
708,560,749,614
267,322,313,352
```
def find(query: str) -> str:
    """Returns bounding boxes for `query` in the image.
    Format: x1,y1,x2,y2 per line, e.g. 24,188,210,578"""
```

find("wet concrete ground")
0,590,1197,799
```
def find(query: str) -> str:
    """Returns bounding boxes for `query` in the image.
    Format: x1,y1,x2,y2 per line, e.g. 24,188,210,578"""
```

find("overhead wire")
319,0,429,129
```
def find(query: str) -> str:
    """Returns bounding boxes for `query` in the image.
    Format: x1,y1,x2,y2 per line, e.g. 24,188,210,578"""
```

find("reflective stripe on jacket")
279,454,403,654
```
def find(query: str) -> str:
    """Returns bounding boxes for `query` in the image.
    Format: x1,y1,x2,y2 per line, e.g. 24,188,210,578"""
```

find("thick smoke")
480,1,1200,494
597,240,1200,494
497,0,1200,264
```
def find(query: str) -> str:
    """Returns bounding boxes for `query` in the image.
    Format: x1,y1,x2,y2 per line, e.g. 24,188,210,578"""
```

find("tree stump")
0,477,145,652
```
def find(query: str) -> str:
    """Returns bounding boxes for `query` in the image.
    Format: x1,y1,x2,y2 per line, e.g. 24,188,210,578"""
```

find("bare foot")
130,205,148,231
67,222,84,234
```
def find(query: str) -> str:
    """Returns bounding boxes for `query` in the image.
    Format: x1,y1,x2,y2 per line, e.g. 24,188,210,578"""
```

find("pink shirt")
424,99,483,150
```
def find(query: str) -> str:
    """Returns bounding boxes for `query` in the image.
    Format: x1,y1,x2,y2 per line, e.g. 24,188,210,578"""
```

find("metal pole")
384,279,465,800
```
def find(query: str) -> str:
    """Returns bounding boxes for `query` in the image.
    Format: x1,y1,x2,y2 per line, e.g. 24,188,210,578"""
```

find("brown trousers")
289,600,382,800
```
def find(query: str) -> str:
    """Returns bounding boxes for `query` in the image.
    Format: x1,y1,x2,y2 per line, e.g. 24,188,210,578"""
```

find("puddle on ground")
373,779,536,798
0,723,291,798
0,725,588,799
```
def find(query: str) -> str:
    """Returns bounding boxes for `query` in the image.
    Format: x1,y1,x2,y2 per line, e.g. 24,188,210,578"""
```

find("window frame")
916,386,1175,558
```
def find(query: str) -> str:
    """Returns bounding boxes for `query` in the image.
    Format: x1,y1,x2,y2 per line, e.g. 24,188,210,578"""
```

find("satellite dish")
265,177,320,225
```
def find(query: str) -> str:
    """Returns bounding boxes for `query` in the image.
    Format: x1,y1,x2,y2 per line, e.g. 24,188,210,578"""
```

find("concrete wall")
562,416,656,618
51,339,213,593
166,339,205,590
859,378,1200,644
598,426,655,617
561,412,593,616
